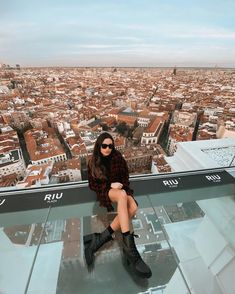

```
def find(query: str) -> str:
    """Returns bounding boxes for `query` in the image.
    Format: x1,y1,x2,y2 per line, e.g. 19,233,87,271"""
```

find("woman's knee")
109,188,127,203
129,203,138,217
128,198,138,216
118,189,128,202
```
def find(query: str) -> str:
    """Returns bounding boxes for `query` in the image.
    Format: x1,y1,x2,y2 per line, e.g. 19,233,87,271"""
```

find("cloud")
117,24,148,31
115,23,235,40
1,1,235,67
175,28,235,39
78,44,122,49
112,36,143,42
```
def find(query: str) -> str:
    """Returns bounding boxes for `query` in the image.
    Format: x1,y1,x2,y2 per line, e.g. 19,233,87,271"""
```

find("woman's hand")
111,182,123,189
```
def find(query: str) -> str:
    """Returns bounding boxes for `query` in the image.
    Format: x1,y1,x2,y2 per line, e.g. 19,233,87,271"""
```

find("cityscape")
0,65,235,189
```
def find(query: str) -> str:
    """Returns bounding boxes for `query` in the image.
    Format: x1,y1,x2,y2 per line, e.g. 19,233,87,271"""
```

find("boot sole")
83,233,113,268
84,246,94,268
83,234,95,268
123,254,152,279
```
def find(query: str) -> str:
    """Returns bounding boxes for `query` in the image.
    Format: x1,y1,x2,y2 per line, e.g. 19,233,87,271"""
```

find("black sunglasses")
101,143,114,149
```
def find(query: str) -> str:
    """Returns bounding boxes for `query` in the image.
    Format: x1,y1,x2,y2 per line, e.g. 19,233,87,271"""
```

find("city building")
114,135,126,151
51,159,82,183
0,127,26,180
167,125,194,155
171,110,197,128
24,127,67,165
16,161,53,188
167,110,197,155
151,154,172,174
141,114,167,145
137,109,151,127
123,147,152,174
0,173,18,187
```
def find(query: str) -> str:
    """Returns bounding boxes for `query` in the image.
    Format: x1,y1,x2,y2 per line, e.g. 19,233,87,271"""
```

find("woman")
84,132,152,279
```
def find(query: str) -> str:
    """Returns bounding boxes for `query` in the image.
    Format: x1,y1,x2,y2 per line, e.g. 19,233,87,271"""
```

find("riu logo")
205,174,221,183
44,192,63,203
0,198,6,206
162,179,179,188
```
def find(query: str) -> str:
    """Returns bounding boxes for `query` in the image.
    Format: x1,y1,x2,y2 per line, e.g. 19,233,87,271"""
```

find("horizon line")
1,65,235,70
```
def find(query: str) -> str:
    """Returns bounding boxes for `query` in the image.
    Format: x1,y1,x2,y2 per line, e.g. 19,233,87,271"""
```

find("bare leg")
108,189,137,232
110,196,137,232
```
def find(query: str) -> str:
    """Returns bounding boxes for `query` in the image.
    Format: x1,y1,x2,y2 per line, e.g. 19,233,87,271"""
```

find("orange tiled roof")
24,128,66,161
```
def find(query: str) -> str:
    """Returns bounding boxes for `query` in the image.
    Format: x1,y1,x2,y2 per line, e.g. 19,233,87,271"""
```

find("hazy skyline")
1,0,235,67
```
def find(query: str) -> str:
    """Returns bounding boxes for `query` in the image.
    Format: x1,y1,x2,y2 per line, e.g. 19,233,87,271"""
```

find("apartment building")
0,127,26,180
24,127,67,165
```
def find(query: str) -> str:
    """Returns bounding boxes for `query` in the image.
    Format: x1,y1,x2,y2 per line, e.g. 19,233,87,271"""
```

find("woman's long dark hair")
89,132,115,179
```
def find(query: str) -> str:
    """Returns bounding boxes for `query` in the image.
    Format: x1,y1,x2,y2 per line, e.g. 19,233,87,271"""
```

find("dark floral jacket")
87,150,134,211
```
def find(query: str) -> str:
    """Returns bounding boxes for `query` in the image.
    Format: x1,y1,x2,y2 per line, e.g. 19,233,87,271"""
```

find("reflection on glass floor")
1,194,235,294
55,240,175,294
28,207,180,294
0,205,184,294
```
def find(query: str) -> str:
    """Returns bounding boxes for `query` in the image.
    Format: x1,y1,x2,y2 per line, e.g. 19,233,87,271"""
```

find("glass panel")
0,208,51,294
26,196,189,294
153,195,235,294
149,201,204,294
1,174,233,294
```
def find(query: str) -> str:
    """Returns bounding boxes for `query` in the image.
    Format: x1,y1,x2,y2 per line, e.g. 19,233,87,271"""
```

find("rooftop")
202,146,235,167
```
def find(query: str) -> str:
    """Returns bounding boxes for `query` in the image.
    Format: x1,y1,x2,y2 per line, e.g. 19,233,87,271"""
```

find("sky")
0,0,235,67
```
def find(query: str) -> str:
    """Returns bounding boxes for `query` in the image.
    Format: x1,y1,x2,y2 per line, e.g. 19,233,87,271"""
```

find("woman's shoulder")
112,149,123,159
112,150,126,164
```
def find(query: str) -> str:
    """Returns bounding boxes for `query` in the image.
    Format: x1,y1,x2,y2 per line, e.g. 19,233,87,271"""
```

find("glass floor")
0,192,234,294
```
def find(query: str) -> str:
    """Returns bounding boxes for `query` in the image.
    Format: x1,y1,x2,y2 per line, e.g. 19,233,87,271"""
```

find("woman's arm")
87,165,107,193
111,182,123,189
87,162,114,212
117,155,134,196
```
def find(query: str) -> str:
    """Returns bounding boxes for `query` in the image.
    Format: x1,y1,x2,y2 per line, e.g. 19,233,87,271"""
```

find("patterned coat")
87,150,134,211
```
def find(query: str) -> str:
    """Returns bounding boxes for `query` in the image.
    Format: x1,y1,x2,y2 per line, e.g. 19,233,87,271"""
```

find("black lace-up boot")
84,229,113,267
122,233,152,279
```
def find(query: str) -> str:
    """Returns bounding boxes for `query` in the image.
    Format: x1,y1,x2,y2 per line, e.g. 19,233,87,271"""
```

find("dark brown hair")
89,132,115,179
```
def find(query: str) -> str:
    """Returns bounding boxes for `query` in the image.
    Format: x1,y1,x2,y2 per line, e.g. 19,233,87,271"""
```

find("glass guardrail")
0,207,51,294
0,169,234,294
